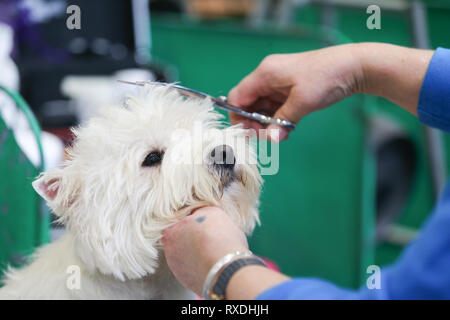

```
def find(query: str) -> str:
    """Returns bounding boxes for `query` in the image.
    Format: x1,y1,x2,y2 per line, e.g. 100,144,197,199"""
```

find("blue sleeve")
257,181,450,300
418,47,450,132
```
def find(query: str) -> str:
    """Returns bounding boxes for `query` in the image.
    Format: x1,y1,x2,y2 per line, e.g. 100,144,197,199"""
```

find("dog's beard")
212,165,236,189
220,171,235,189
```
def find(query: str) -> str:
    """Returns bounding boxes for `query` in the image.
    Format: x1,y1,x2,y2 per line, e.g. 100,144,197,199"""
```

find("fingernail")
267,125,288,143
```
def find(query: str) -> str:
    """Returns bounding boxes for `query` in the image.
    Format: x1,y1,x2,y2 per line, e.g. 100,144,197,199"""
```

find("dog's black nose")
210,145,235,170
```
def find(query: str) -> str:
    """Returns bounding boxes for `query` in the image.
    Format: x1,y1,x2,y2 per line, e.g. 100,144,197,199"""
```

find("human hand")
162,206,249,295
228,43,364,142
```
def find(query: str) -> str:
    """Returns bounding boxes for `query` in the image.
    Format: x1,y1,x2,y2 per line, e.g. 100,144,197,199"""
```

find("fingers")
266,124,290,143
228,71,264,109
228,54,302,142
228,97,278,133
228,90,300,142
267,86,317,142
163,207,219,242
191,206,224,216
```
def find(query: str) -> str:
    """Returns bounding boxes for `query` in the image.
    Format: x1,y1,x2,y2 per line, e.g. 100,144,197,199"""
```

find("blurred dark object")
375,137,417,240
12,0,168,131
150,0,183,13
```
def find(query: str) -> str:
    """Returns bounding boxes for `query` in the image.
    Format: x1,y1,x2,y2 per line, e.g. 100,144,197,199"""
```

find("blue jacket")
257,47,450,300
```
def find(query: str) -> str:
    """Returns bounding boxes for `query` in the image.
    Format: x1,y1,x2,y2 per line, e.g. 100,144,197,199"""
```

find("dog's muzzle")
209,144,236,187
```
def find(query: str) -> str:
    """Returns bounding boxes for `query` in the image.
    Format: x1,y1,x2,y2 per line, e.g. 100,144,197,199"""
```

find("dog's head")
33,84,262,280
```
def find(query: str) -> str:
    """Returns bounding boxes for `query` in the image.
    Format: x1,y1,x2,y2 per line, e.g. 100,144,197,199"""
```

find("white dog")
0,84,262,299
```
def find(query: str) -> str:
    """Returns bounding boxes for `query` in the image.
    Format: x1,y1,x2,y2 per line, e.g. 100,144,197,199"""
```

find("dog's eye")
142,151,164,167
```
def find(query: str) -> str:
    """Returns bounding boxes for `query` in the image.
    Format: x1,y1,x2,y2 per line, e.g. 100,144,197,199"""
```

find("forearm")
227,268,385,300
225,265,290,300
356,42,434,115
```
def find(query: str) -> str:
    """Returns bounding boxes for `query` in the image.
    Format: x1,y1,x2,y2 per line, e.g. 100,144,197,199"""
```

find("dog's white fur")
0,84,262,299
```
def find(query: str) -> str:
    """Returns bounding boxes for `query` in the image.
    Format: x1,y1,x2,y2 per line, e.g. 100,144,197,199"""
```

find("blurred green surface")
327,3,450,267
296,1,450,274
309,1,450,275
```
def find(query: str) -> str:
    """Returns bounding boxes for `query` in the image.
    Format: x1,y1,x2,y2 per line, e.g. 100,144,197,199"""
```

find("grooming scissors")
117,80,296,130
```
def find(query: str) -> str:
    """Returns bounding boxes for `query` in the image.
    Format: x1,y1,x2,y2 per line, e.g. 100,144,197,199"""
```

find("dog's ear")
32,175,60,202
32,169,79,215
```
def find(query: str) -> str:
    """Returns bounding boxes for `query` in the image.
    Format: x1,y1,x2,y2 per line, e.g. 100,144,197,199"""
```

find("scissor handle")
217,96,296,130
249,113,296,130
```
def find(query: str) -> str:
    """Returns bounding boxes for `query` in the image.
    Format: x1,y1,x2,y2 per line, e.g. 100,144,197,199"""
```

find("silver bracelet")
201,251,253,300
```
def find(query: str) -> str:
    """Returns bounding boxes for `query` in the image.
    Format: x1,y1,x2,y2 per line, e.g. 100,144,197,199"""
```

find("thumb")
267,91,308,142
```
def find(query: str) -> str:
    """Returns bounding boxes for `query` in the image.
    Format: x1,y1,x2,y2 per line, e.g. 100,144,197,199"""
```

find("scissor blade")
117,80,207,99
117,79,146,86
117,80,296,129
117,80,237,111
211,98,252,117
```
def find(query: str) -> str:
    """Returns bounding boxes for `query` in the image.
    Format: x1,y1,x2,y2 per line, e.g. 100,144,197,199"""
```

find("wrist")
348,42,372,94
226,265,290,300
356,42,398,95
203,245,249,278
355,42,434,114
202,251,267,300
